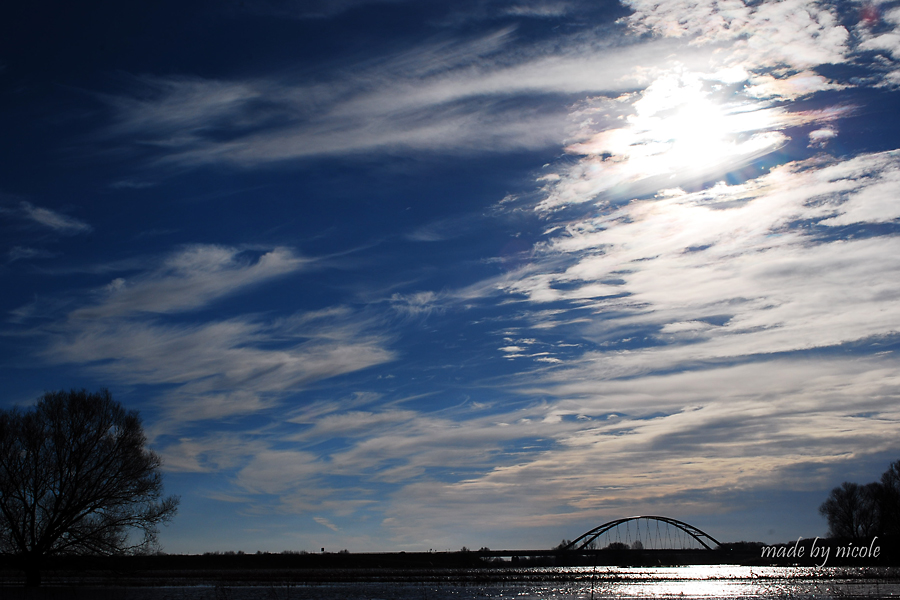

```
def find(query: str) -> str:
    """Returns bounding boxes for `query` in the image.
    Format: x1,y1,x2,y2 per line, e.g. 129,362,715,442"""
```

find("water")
3,566,900,599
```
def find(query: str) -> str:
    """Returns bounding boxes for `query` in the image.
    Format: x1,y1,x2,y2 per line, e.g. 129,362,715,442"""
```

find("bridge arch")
564,516,722,551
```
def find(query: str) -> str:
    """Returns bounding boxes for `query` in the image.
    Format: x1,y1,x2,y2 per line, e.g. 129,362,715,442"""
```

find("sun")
629,72,788,179
566,70,787,185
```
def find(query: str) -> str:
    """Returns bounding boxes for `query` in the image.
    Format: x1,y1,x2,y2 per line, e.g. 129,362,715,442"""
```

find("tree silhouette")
0,389,178,586
879,460,900,536
819,460,900,539
819,481,877,538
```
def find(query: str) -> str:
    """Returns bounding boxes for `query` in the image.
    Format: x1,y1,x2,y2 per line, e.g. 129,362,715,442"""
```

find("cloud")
260,2,896,537
248,1,900,542
405,214,486,242
158,433,269,473
1,200,90,269
621,0,850,70
491,151,900,384
365,1,900,541
818,152,900,225
237,450,326,495
7,246,56,263
537,71,851,211
108,179,157,190
389,291,441,318
20,245,393,425
90,0,894,175
303,99,898,538
853,3,900,86
808,127,837,148
180,352,899,545
44,311,393,424
620,0,900,92
859,11,900,59
314,517,340,532
100,31,712,167
18,201,92,234
503,2,574,18
70,245,309,319
155,160,898,538
745,71,846,100
236,0,610,24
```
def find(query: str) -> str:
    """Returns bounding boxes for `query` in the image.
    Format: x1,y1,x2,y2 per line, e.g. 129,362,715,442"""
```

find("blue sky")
3,0,900,553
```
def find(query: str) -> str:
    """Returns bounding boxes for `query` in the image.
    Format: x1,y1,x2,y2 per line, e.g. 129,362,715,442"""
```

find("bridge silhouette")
470,515,723,563
563,515,722,551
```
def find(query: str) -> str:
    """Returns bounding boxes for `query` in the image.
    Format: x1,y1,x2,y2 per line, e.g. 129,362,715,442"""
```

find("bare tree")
0,389,178,586
857,482,883,538
819,481,880,538
819,460,900,539
879,460,900,536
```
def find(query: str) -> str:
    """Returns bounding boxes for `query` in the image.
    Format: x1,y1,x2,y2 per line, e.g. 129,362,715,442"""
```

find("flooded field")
3,565,900,599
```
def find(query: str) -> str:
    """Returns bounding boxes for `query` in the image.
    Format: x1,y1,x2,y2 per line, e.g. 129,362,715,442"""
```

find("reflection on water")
574,565,900,598
4,565,900,599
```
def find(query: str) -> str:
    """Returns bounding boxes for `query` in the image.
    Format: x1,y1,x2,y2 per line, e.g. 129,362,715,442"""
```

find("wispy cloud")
492,150,900,381
174,353,899,545
17,201,92,234
536,73,851,210
236,0,602,22
854,3,900,85
19,245,394,426
6,246,56,263
70,245,309,319
1,200,91,268
100,31,707,167
359,22,899,537
94,0,894,176
503,1,574,18
314,516,340,532
47,316,391,397
621,0,850,70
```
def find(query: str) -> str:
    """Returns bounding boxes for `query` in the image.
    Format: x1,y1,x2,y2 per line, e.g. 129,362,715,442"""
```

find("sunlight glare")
567,70,787,184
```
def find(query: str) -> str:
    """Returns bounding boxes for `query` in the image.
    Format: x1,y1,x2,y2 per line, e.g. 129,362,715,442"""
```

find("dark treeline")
820,459,900,538
3,541,896,588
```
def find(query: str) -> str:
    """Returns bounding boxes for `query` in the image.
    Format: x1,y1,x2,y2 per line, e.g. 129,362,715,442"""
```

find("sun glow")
566,70,788,185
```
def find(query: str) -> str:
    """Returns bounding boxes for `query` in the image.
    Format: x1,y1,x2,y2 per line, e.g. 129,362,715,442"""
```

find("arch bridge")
563,516,722,552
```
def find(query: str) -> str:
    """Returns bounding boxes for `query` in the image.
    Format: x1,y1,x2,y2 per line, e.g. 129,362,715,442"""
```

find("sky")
2,0,900,554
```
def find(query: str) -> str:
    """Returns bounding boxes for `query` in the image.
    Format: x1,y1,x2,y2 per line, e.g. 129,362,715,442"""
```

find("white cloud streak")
192,355,899,545
32,245,394,425
71,245,309,318
102,32,712,165
498,150,900,380
19,202,92,234
47,317,391,395
536,73,851,210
